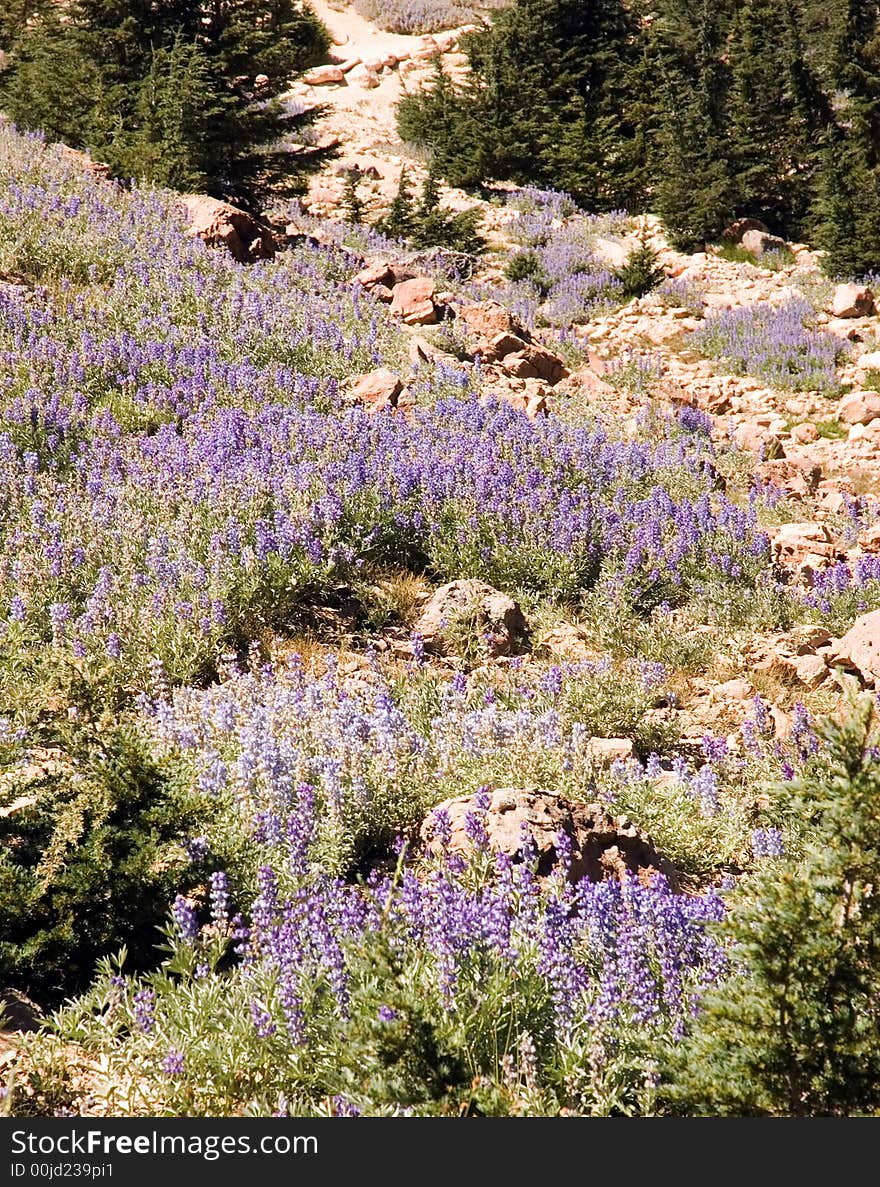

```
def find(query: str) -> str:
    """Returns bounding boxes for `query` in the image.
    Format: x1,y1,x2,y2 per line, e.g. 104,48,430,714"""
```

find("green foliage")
0,1,332,210
375,167,416,240
663,693,880,1115
614,232,665,299
342,171,364,225
376,167,485,255
505,249,549,292
396,0,647,210
651,0,735,250
0,715,209,1006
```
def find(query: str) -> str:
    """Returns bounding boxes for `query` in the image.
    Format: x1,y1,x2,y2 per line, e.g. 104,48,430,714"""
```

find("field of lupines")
2,126,880,1117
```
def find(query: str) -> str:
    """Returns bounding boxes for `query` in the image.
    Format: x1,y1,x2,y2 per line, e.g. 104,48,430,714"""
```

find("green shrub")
662,693,880,1116
0,717,210,1006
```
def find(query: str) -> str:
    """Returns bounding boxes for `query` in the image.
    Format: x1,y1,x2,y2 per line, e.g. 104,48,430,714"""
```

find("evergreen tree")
810,3,880,275
397,0,646,210
342,170,364,224
376,168,416,240
725,0,831,237
0,1,331,210
651,0,735,249
663,694,880,1116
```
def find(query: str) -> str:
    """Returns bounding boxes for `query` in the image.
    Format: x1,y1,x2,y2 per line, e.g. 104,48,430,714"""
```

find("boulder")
414,579,529,657
419,787,676,887
722,216,769,243
461,300,527,341
771,521,838,570
353,261,395,290
302,65,346,85
829,610,880,684
390,276,438,325
346,368,404,410
838,391,880,425
500,344,569,385
793,653,828,689
741,228,789,257
856,350,880,373
585,737,635,766
831,283,876,319
181,194,274,263
479,331,530,361
482,388,549,419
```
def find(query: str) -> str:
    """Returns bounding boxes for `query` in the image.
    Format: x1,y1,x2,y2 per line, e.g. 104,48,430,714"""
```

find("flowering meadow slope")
2,126,880,1117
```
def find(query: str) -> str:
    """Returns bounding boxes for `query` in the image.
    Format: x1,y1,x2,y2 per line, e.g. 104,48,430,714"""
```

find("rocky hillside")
1,3,880,1120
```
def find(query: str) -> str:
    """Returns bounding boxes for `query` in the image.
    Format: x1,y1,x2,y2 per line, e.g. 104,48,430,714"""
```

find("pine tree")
396,0,646,210
0,1,331,210
725,0,832,237
663,694,880,1116
810,2,880,276
342,170,364,224
651,0,735,249
126,36,229,191
376,168,416,240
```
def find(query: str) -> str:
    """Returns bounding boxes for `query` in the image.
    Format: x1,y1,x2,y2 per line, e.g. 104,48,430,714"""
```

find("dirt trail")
286,2,473,215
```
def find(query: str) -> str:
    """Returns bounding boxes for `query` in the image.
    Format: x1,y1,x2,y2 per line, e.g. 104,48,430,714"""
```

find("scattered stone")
390,276,438,326
538,624,599,660
180,195,274,263
828,610,880,684
500,344,569,385
414,579,529,657
856,350,880,373
353,261,394,289
346,368,403,410
740,229,788,257
419,787,676,886
859,524,880,552
303,65,346,86
793,653,829,689
837,390,880,426
831,283,876,319
461,300,526,341
771,521,838,570
586,737,635,766
709,678,756,704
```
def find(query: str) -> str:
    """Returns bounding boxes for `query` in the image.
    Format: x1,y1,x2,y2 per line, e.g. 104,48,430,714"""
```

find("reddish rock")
859,524,880,552
479,331,530,362
303,65,346,85
831,283,876,319
181,195,274,263
354,261,394,289
501,344,569,385
754,456,822,497
829,610,880,684
461,300,527,341
390,277,438,326
793,653,828,689
59,145,112,182
568,367,616,398
414,579,529,656
838,391,880,426
419,787,676,887
586,737,635,766
346,368,403,410
771,521,839,570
